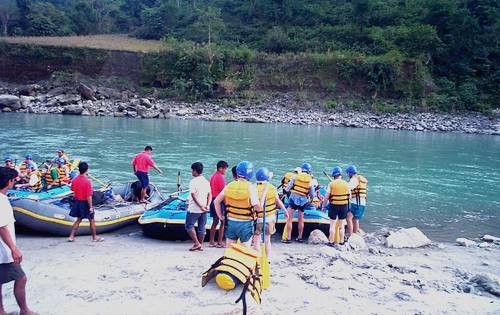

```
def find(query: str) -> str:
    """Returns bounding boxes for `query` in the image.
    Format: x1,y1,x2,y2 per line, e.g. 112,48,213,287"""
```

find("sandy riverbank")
2,225,499,315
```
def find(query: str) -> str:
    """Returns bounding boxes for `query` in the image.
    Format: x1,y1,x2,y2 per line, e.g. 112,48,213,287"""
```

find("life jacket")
44,168,59,187
329,179,350,205
202,244,263,314
312,197,321,209
224,180,254,220
351,174,367,202
57,166,69,183
18,161,29,175
29,171,43,191
290,173,311,196
256,182,277,219
281,172,294,188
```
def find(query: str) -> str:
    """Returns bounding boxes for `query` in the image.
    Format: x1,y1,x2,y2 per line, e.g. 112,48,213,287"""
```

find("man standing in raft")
131,146,162,203
283,163,315,243
346,165,367,236
214,161,261,248
68,162,103,242
0,167,37,315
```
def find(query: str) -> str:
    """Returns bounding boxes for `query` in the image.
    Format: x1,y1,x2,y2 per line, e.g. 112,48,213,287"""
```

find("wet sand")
2,225,499,315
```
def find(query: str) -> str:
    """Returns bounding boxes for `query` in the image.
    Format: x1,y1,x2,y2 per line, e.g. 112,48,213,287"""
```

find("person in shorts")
252,167,288,258
208,160,228,248
185,162,211,251
322,166,350,246
346,165,368,236
131,146,162,203
0,167,36,315
68,162,103,242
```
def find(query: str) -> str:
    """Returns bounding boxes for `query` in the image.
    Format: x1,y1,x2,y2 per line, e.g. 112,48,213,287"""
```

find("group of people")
3,149,73,192
179,156,368,255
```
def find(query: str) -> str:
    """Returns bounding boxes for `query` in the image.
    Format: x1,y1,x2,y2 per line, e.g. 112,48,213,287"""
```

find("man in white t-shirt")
185,162,212,252
0,167,36,315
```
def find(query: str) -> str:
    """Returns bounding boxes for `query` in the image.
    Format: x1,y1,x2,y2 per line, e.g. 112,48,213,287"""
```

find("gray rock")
456,238,476,247
478,242,491,248
77,83,96,101
81,108,91,116
470,274,500,297
130,98,141,108
308,229,329,245
0,95,20,109
394,291,412,301
56,94,81,105
482,235,500,243
140,98,153,108
114,112,126,117
176,109,190,116
347,234,367,251
47,87,66,97
19,85,38,96
62,105,84,115
385,227,431,248
2,107,12,112
244,116,266,123
19,96,32,108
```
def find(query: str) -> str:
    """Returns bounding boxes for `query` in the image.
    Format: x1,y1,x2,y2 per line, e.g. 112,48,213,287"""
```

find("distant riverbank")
0,80,498,135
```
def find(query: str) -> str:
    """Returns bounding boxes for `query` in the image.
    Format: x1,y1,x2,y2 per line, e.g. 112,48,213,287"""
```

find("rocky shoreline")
1,81,498,135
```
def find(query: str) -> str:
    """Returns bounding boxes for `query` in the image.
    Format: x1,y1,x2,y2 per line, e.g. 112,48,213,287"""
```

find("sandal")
68,238,75,242
281,239,292,244
295,238,304,243
209,243,217,248
189,244,202,251
92,237,104,242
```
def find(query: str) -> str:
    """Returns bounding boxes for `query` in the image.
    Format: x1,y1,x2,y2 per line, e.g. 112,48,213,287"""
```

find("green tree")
0,0,18,36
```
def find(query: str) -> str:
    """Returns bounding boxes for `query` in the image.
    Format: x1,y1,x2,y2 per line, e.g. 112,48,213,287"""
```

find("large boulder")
19,96,32,109
77,83,96,101
0,95,21,110
308,229,329,245
456,238,477,247
140,98,153,108
347,234,367,251
62,105,85,115
482,235,500,243
19,85,36,96
385,227,431,249
56,94,81,105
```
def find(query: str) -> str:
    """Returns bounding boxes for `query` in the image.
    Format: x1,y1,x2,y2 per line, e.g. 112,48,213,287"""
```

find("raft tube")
11,182,166,236
139,191,214,240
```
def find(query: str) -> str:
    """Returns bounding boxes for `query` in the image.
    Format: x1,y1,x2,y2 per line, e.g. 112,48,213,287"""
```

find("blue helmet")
26,162,36,170
331,166,342,177
4,155,12,162
301,162,312,174
56,157,65,165
256,167,270,181
25,153,33,160
346,165,357,177
236,161,254,180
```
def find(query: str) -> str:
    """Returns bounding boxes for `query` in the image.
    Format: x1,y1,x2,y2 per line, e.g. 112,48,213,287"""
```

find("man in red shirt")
68,162,103,242
208,160,228,247
131,146,162,203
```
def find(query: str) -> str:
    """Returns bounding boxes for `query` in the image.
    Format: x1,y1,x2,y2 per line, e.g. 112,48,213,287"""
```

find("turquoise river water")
0,113,498,242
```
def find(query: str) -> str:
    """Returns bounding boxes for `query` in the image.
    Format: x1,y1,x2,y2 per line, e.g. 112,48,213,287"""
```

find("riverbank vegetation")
0,0,498,112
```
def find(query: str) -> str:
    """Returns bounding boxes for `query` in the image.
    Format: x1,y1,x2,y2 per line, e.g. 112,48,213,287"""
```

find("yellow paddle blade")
260,246,270,289
334,220,341,244
70,159,80,171
281,224,288,241
236,239,241,245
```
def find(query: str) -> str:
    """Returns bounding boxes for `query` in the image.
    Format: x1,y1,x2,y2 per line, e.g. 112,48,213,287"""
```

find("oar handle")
323,170,333,182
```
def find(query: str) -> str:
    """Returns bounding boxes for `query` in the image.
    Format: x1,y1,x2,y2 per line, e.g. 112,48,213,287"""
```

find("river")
1,113,498,242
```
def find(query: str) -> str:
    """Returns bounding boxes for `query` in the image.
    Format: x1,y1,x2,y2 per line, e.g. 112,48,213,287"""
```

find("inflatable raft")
11,182,166,236
8,185,72,201
139,191,214,240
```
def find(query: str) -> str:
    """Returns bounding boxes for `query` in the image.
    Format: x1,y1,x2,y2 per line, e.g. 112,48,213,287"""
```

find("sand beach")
2,225,499,315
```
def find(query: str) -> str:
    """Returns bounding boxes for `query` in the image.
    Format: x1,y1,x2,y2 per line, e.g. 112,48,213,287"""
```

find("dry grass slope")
0,34,164,52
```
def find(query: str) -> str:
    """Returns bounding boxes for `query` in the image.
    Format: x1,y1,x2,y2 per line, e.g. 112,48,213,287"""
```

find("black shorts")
328,204,348,220
209,200,225,218
69,200,94,220
0,263,26,284
135,171,149,188
289,198,306,212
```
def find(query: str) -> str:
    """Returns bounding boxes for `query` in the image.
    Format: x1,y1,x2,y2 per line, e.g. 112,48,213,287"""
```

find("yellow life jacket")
202,244,263,312
19,161,29,175
312,197,320,208
224,180,254,220
29,171,43,191
329,179,350,205
44,168,59,187
57,166,68,182
291,173,311,196
281,172,294,188
256,182,277,219
351,174,368,200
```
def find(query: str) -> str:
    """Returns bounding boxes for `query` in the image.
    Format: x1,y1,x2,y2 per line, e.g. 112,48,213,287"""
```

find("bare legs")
253,234,272,257
285,208,294,241
0,277,36,315
209,218,224,247
69,218,101,241
187,229,202,250
297,211,304,240
346,212,354,238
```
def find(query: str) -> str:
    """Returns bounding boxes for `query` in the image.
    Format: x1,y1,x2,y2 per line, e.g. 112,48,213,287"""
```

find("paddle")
88,173,109,188
323,170,333,182
177,171,181,192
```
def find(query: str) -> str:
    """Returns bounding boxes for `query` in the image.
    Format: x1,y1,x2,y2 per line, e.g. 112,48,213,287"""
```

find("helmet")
236,161,254,180
293,167,302,174
56,158,65,165
301,163,312,174
255,167,270,181
331,166,342,177
346,165,357,177
25,153,33,159
27,162,36,170
4,155,12,162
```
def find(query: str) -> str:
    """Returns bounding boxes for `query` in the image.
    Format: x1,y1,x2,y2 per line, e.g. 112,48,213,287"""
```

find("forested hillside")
0,0,498,111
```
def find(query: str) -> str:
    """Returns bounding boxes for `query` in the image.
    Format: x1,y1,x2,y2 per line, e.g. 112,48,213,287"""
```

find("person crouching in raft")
346,165,367,236
322,166,350,245
252,167,288,257
213,161,261,248
283,163,315,243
